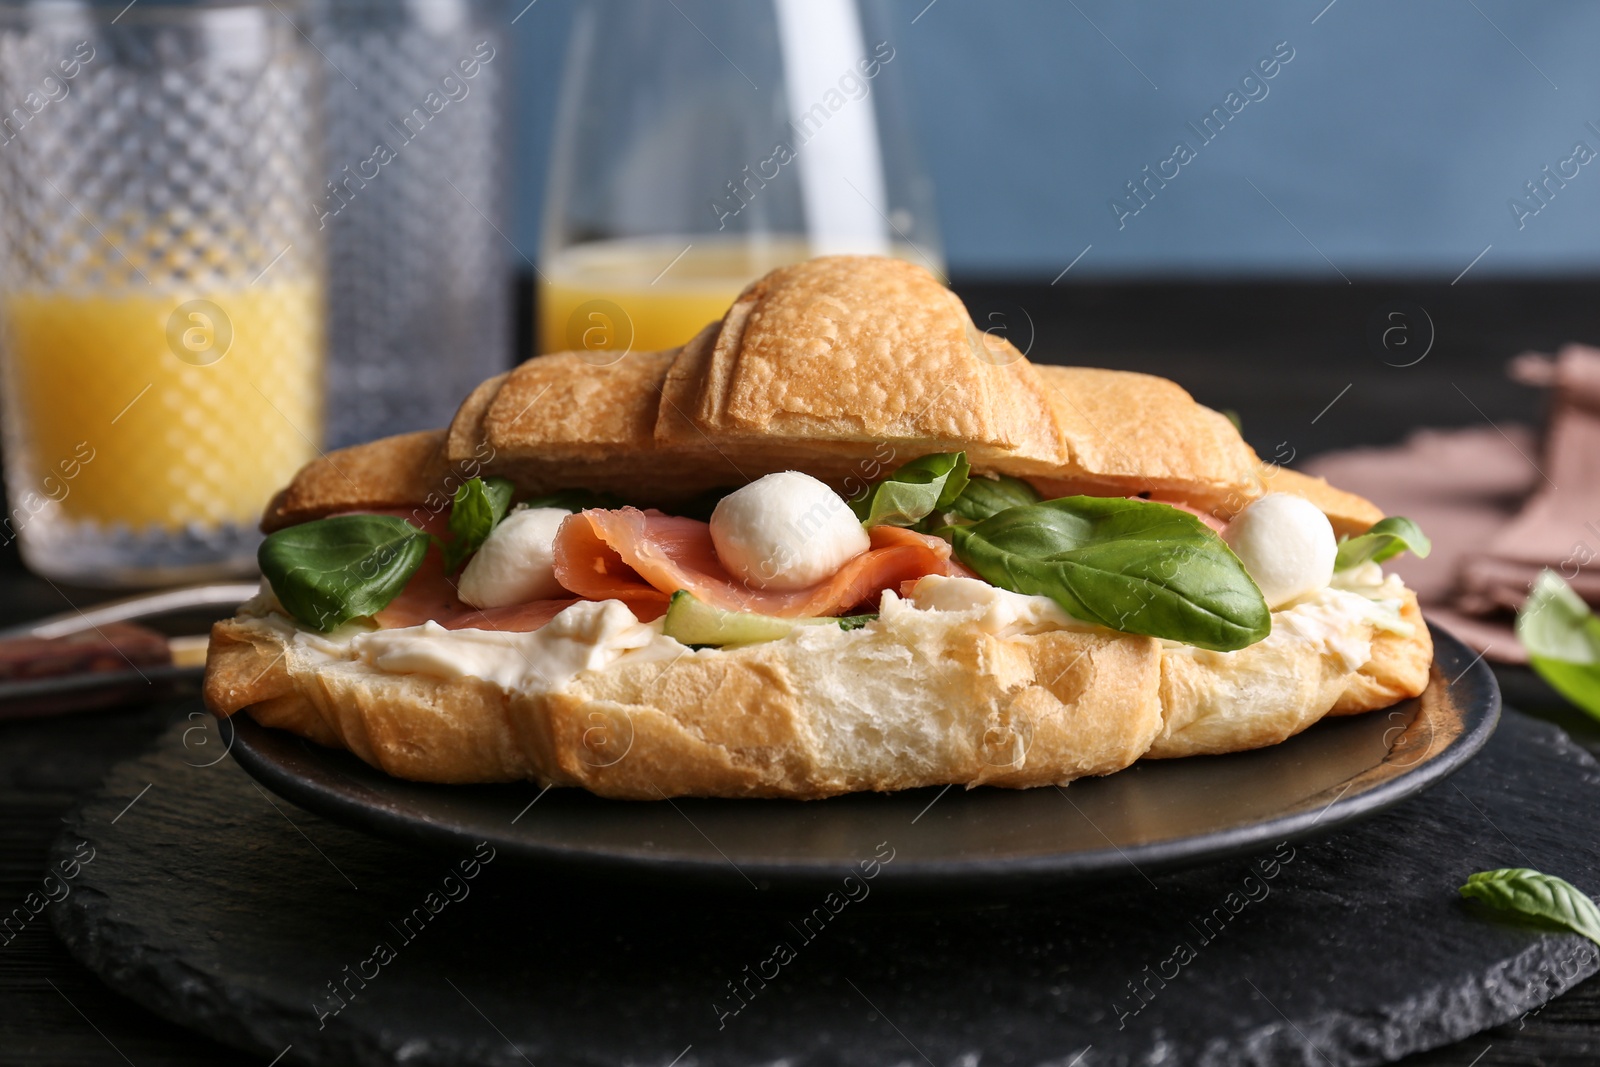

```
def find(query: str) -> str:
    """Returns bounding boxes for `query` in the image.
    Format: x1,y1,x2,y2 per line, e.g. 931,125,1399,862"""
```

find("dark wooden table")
3,277,1599,1065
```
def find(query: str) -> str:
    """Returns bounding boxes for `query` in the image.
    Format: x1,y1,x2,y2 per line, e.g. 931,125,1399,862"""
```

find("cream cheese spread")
280,599,684,694
899,574,1091,637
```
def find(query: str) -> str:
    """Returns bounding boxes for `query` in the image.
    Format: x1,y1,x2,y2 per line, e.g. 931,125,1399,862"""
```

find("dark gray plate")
228,622,1498,892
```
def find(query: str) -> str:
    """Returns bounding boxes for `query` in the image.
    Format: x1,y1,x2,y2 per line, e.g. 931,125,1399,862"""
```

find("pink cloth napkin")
1456,348,1600,613
1302,344,1600,663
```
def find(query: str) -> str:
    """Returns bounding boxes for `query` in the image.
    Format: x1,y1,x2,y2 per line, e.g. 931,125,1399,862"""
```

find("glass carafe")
539,0,942,358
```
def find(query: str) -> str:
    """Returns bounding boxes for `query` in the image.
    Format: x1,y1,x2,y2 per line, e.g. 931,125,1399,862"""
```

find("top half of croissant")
265,255,1381,535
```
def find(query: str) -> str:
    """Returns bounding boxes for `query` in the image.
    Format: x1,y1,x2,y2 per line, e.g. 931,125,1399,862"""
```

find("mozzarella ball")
710,472,871,590
458,507,571,608
1221,493,1337,610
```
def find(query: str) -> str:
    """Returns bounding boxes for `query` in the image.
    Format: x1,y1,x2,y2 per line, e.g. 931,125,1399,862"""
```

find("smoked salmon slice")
364,504,955,632
369,554,587,631
352,510,586,632
552,507,960,617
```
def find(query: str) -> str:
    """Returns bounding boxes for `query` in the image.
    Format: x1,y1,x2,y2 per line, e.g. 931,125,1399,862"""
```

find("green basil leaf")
444,476,516,572
1460,868,1600,946
945,473,1042,523
948,496,1271,651
1527,657,1600,720
1519,570,1600,663
850,452,970,528
1334,516,1432,570
521,488,627,513
1517,570,1600,720
259,515,431,632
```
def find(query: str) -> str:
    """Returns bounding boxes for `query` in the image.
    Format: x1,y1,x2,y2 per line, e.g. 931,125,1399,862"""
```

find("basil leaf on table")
259,514,431,632
1334,515,1432,571
946,496,1271,652
1459,868,1600,946
521,488,627,513
443,476,516,572
850,451,970,528
945,473,1042,523
1516,570,1600,721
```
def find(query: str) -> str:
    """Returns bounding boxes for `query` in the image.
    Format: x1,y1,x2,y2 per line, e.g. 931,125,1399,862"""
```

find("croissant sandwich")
204,256,1433,800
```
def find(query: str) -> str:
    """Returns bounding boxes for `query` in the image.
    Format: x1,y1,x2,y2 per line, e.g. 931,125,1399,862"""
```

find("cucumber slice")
661,590,874,647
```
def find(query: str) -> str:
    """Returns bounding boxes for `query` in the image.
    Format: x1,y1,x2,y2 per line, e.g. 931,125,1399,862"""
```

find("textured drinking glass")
0,0,325,586
540,0,942,357
314,0,509,449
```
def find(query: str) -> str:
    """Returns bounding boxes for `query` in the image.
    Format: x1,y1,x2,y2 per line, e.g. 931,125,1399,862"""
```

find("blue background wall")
509,0,1599,279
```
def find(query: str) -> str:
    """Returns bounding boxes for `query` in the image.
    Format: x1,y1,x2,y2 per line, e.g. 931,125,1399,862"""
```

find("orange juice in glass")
0,270,325,586
0,3,323,584
2,278,322,569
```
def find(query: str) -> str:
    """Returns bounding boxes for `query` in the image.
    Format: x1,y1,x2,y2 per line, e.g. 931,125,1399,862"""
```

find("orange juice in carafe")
538,238,941,356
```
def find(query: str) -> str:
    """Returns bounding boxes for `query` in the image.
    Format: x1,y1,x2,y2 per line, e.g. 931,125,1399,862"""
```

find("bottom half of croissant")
205,585,1431,800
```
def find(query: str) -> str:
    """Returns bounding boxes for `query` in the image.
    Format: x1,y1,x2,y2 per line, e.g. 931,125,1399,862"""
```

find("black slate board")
49,705,1600,1067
